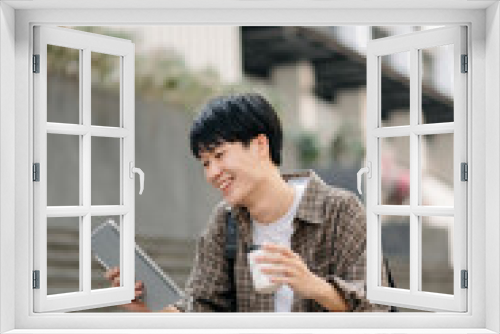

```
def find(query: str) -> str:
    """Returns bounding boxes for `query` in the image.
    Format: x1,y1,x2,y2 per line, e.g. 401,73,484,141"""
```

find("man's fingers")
269,276,290,285
135,281,144,296
262,243,296,258
260,265,292,277
256,254,285,264
135,282,144,293
255,254,294,267
161,305,181,313
112,276,120,287
105,267,120,280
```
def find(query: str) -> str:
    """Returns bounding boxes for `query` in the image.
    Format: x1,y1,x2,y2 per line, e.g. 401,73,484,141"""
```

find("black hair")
189,93,283,166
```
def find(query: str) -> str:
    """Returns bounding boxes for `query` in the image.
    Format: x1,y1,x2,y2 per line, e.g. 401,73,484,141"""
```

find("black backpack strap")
225,209,238,260
224,209,238,312
383,257,399,312
194,210,238,312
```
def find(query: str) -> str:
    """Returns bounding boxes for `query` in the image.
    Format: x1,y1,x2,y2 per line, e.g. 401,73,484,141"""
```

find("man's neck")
244,171,295,225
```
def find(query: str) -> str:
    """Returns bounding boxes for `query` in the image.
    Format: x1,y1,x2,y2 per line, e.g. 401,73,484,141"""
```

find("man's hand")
160,305,181,312
255,243,321,299
256,243,348,311
104,267,151,312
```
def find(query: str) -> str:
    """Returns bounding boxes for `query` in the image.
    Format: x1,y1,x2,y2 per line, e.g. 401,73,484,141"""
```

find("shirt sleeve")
326,192,391,312
173,202,236,312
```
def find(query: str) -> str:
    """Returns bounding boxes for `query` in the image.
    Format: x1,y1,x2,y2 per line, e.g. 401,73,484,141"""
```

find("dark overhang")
241,26,453,124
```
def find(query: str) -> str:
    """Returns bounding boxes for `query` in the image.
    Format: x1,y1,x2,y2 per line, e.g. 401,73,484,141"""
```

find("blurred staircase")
47,227,196,312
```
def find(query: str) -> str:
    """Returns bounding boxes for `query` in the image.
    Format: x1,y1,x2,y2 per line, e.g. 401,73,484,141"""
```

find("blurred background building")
45,25,454,312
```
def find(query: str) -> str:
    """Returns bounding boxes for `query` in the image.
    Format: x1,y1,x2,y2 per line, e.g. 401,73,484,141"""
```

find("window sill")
4,329,497,334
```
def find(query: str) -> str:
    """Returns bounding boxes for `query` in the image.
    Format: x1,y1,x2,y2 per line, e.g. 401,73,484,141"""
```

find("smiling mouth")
218,176,234,192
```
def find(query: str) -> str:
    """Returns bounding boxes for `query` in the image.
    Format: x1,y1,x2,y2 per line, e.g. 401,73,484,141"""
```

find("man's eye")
202,161,209,168
215,152,224,159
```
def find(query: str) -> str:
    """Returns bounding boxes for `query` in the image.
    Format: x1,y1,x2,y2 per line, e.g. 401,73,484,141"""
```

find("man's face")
199,138,266,206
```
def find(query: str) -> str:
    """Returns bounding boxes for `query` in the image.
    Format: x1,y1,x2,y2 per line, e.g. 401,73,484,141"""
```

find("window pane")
380,137,410,205
47,134,80,206
91,137,121,205
91,216,122,290
420,44,454,124
421,216,454,294
47,45,80,124
91,52,121,127
380,51,410,127
420,134,454,206
47,217,81,295
381,215,410,290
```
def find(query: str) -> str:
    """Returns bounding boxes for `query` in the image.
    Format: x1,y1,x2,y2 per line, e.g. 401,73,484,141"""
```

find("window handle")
129,162,145,195
357,162,372,195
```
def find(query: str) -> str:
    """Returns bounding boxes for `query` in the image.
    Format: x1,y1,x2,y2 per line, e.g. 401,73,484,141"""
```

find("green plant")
330,122,365,166
295,131,320,166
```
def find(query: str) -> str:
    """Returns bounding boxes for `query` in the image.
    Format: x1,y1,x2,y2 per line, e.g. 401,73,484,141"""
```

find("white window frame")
0,3,499,334
32,26,136,313
365,26,467,312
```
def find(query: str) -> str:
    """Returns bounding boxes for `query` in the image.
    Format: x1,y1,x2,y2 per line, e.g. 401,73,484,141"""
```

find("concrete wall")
47,74,220,240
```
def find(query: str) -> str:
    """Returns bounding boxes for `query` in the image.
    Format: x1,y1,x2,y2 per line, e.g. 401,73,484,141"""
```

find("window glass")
421,216,454,295
381,215,410,290
380,51,410,127
420,134,454,206
47,134,80,206
91,52,121,127
420,45,454,124
47,45,80,124
380,137,410,206
47,217,81,295
91,137,121,206
91,216,122,291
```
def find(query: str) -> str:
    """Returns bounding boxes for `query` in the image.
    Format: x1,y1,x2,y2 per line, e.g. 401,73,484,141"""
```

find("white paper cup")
247,248,281,294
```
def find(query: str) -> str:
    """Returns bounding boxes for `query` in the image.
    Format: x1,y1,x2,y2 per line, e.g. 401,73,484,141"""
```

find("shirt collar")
283,170,329,224
231,169,330,225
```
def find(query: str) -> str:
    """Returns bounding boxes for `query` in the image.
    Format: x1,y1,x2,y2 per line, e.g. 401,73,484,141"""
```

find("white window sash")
366,26,468,312
32,26,136,313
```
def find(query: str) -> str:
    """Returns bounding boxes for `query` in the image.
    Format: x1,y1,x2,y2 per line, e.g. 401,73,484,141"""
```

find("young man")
107,93,389,312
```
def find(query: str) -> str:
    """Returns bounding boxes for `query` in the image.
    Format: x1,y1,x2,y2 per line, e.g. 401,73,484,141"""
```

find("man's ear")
255,134,270,159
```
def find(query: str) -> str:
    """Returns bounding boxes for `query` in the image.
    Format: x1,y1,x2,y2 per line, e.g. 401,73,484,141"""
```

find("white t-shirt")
252,177,308,312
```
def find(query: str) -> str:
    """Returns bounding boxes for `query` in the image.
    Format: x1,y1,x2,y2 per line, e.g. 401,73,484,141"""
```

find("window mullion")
365,49,378,297
412,206,454,216
81,47,92,294
413,122,454,135
373,126,411,138
410,47,419,294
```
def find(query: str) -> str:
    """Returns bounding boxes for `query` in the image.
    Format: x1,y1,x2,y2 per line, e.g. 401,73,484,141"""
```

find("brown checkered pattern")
174,170,390,312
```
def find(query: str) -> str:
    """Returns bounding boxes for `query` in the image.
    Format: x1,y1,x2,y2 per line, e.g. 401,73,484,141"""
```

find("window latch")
129,162,145,195
357,161,372,195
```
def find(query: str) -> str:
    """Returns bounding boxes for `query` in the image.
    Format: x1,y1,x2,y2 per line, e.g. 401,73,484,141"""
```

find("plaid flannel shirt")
174,170,390,312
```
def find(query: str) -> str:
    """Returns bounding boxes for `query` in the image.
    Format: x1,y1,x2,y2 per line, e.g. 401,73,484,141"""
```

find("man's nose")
206,161,222,182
